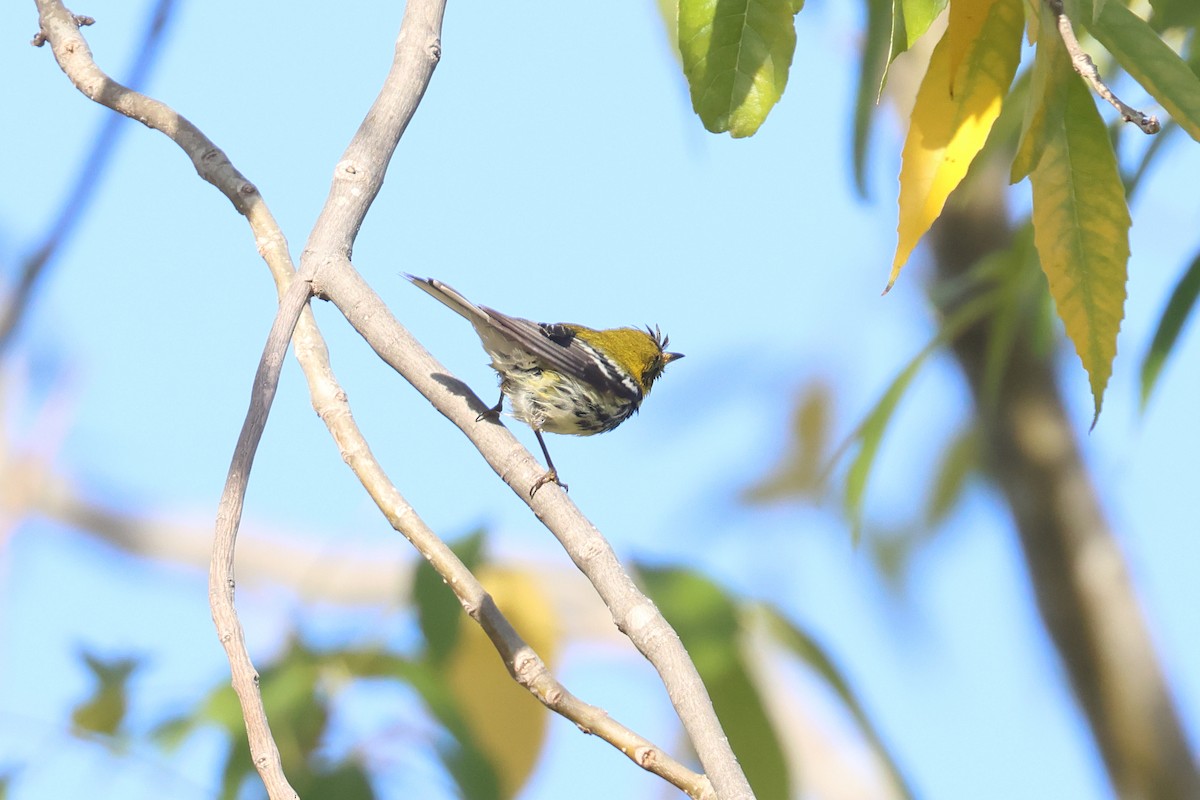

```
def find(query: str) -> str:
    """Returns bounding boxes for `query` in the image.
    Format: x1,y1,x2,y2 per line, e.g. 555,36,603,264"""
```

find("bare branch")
295,331,714,797
318,264,755,800
287,0,753,794
1048,0,1160,134
32,4,301,797
31,3,722,798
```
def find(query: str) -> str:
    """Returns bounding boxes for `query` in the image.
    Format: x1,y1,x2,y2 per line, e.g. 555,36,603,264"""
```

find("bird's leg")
530,428,567,496
476,392,504,423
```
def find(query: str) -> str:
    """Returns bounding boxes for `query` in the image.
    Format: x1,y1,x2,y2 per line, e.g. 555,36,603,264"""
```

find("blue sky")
3,1,1199,798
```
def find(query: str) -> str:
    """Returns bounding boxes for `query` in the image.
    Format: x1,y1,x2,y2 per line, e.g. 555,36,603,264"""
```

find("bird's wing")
479,309,641,401
404,275,639,401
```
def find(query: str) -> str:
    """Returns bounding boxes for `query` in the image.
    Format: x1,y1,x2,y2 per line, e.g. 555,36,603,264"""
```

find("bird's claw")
530,470,567,497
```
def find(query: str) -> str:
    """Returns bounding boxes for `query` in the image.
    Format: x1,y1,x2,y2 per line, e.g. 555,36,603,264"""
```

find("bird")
404,274,683,495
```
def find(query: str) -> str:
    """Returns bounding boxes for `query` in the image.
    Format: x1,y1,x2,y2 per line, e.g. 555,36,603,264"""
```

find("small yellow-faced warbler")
404,275,684,495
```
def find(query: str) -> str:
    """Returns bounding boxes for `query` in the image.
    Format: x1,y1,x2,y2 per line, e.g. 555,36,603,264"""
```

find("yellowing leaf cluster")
890,0,1024,289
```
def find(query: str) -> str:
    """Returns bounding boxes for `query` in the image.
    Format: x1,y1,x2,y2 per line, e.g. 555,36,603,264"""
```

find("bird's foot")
529,470,567,497
476,397,504,423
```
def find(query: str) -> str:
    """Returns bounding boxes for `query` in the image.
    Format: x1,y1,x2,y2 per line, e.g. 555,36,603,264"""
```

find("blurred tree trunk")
929,163,1200,800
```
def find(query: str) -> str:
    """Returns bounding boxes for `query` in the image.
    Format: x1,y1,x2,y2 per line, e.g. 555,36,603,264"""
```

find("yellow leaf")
1031,76,1129,421
446,566,559,798
947,0,992,91
889,0,1023,290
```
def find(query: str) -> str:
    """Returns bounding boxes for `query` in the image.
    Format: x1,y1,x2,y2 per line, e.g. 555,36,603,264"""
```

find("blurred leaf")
296,762,374,800
678,0,799,136
149,714,194,751
924,424,980,526
657,0,680,56
445,567,558,799
889,0,1024,290
1011,0,1072,181
71,651,140,738
218,729,254,800
837,289,998,543
843,356,922,544
638,566,791,800
207,640,330,800
1088,1,1200,143
261,645,328,776
396,659,503,800
199,682,244,736
1030,75,1129,424
413,529,487,665
743,380,834,503
854,0,894,196
866,524,927,588
758,606,915,799
978,227,1040,412
1148,0,1200,33
1125,119,1178,200
176,643,416,800
1140,251,1200,410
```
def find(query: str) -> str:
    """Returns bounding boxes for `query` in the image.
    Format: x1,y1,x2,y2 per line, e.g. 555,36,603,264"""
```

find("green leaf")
854,0,895,196
1148,0,1200,31
296,762,375,800
1088,2,1200,143
861,0,948,151
924,424,979,526
412,530,487,665
1011,0,1072,181
638,567,791,800
892,0,949,59
71,651,140,738
759,606,916,799
836,290,998,542
1030,75,1130,423
678,0,799,137
977,228,1042,411
1140,251,1200,410
1125,119,1178,200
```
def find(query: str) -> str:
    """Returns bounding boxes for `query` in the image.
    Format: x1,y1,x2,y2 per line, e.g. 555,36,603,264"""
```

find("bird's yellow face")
571,325,683,395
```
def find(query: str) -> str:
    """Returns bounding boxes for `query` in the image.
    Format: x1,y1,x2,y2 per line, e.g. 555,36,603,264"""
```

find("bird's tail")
402,274,491,326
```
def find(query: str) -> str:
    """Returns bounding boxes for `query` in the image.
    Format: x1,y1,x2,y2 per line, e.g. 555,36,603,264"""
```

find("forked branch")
31,2,727,798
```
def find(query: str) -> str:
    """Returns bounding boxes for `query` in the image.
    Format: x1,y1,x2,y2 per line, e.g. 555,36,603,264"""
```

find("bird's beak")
665,352,685,363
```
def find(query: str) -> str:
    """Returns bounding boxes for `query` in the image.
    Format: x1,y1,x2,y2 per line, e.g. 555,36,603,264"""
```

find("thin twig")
32,6,300,797
3,0,178,354
1048,0,1160,134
